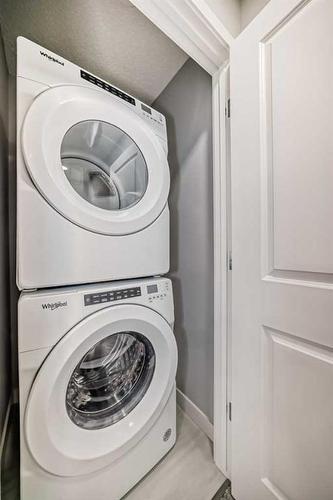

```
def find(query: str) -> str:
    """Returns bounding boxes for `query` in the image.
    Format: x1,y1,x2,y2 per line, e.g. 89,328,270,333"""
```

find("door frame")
129,0,234,477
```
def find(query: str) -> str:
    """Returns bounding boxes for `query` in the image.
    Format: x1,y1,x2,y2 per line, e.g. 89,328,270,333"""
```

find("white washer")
19,277,177,500
16,37,170,290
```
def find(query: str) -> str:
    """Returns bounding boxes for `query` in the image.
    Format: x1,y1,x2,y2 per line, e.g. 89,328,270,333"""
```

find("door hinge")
228,251,232,271
225,98,231,118
228,402,232,422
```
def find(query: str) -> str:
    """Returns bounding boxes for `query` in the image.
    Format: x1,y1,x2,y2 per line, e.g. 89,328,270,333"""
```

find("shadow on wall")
163,110,188,390
154,58,214,422
168,122,212,395
1,404,19,500
0,102,10,423
0,29,11,436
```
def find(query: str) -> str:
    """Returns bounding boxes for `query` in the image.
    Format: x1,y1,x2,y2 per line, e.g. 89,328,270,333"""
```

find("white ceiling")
0,0,188,104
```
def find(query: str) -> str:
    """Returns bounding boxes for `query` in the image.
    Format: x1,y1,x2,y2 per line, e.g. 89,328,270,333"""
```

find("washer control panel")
147,280,170,304
84,286,141,306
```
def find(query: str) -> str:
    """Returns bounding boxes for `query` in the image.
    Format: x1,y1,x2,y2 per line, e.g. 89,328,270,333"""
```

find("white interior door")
231,1,333,499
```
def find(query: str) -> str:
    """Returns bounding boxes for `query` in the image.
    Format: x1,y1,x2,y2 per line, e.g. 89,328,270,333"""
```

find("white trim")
0,398,12,499
129,0,233,75
212,63,230,478
189,0,235,46
176,389,213,442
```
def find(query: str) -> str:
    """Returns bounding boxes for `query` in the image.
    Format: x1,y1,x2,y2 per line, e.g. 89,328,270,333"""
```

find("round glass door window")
66,332,155,430
60,121,148,211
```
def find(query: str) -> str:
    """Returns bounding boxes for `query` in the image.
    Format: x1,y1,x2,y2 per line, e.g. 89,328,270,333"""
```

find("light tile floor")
124,407,225,500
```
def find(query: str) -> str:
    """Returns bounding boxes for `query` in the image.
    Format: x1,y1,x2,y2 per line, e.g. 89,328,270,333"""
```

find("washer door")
25,304,177,476
22,85,170,235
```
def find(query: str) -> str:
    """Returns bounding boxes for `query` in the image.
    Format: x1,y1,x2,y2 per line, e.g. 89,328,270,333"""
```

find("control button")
85,286,141,306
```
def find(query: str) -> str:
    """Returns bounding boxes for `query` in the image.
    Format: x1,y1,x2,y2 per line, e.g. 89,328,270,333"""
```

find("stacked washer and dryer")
17,37,177,500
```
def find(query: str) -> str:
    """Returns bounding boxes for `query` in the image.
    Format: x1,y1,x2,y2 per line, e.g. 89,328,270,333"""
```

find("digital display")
141,104,152,115
147,284,158,294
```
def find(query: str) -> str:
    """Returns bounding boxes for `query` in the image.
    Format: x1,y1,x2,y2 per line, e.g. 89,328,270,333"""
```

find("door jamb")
212,62,231,476
129,0,234,478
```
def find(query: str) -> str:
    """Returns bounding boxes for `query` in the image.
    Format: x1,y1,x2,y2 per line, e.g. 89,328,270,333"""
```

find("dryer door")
21,85,170,235
25,304,177,476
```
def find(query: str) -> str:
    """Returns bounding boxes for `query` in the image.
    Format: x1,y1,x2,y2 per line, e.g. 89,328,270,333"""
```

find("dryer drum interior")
61,120,148,211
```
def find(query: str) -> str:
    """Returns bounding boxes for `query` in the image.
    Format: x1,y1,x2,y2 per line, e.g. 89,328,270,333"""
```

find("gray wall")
0,30,10,433
240,0,271,29
154,59,214,422
0,0,188,104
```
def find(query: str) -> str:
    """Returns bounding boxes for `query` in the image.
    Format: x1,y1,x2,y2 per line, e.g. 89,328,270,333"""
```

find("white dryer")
16,37,170,290
19,277,177,500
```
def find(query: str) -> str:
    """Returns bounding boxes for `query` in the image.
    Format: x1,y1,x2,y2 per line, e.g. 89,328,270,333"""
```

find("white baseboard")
176,388,214,441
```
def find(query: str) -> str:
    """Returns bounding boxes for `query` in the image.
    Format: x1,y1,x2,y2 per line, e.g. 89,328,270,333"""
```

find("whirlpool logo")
40,50,64,66
41,301,68,311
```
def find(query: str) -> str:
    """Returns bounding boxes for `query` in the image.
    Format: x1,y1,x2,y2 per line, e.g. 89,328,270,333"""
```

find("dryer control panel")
79,70,166,146
17,37,168,148
81,70,136,105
